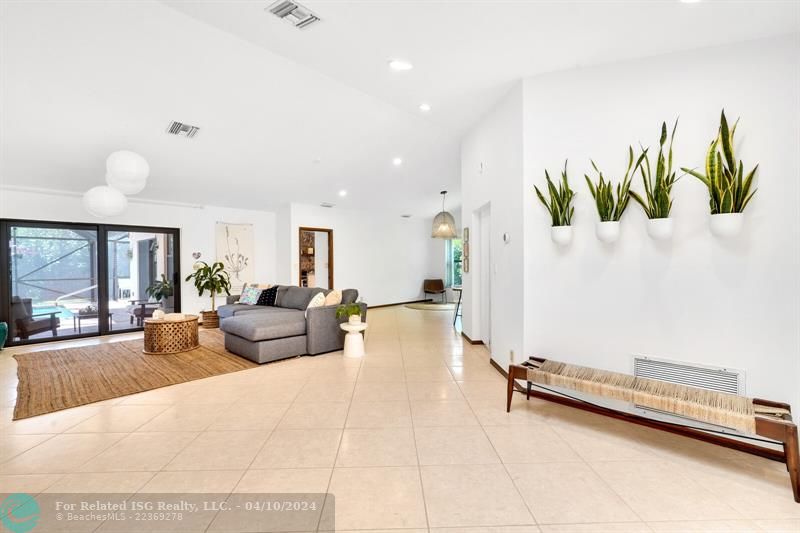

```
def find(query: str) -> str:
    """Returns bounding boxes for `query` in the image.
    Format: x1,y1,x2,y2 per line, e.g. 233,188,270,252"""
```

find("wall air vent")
267,0,321,29
166,121,200,138
320,202,335,208
633,355,745,395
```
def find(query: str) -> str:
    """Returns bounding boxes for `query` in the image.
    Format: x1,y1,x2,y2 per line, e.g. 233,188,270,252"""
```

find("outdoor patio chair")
127,299,161,326
10,296,60,340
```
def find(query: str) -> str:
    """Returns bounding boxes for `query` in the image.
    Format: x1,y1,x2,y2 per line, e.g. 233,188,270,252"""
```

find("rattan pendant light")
431,190,458,239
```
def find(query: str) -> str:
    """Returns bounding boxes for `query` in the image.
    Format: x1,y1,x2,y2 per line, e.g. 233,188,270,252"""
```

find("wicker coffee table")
143,315,200,354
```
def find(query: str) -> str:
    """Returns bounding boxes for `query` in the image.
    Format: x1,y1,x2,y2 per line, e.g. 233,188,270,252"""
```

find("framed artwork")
462,226,470,273
215,222,254,293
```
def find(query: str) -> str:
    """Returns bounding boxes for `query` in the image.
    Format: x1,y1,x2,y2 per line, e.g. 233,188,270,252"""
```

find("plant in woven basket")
628,119,679,219
584,147,639,222
184,261,231,312
680,110,758,214
534,160,575,227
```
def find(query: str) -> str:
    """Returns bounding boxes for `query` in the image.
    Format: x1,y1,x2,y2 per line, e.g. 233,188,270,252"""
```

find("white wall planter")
595,221,620,243
550,226,573,246
646,218,673,240
709,213,744,238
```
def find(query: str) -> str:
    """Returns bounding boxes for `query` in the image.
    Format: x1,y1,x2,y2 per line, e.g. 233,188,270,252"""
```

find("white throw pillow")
324,289,342,306
305,292,326,317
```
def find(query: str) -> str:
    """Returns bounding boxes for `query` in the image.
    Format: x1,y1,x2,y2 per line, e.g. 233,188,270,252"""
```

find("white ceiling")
164,0,800,138
2,0,797,215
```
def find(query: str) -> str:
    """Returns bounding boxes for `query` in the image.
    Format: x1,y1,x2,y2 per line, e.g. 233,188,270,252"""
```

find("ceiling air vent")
166,121,200,138
267,0,321,29
320,202,335,208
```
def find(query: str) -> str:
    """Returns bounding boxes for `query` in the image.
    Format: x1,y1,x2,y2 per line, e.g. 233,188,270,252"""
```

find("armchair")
10,297,60,340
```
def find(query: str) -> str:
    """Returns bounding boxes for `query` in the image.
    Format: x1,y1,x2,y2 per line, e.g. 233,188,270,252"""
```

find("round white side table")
340,322,368,358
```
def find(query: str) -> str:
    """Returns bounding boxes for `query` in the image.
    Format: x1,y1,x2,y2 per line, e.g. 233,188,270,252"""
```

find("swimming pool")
31,305,75,319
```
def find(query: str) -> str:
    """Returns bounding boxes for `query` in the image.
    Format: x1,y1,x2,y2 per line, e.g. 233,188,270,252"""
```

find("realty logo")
0,493,40,533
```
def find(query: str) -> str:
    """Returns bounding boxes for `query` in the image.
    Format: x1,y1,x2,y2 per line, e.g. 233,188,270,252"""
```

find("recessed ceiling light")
320,202,335,208
392,157,403,166
419,103,431,112
388,59,413,71
679,0,700,3
338,189,347,197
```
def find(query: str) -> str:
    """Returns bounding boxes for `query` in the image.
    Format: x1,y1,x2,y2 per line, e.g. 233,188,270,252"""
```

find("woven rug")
405,302,456,311
13,329,256,420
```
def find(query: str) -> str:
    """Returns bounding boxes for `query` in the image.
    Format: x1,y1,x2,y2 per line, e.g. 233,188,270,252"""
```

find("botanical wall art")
584,147,636,243
681,110,758,237
534,160,575,245
215,222,253,293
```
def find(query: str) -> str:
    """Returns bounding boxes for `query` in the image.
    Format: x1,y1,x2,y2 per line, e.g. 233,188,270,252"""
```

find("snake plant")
584,147,638,222
680,110,758,214
534,160,575,227
628,119,679,219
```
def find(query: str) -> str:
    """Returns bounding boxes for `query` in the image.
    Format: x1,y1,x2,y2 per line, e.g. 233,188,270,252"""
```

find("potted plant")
534,160,575,245
681,110,757,238
628,119,679,240
185,261,231,328
146,274,174,311
336,302,363,324
584,147,637,243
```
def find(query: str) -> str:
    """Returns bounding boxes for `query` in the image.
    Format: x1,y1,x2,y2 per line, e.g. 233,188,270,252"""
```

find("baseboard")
368,299,428,309
460,331,484,345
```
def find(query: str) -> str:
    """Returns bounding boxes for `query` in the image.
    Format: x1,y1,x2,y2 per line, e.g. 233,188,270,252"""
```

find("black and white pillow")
257,286,278,306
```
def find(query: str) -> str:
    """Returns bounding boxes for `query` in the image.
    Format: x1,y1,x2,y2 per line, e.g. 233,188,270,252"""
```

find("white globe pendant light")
83,186,128,217
105,150,149,194
431,190,458,239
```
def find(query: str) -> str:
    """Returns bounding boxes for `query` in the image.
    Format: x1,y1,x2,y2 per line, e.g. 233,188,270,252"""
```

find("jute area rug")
13,329,256,420
405,302,456,311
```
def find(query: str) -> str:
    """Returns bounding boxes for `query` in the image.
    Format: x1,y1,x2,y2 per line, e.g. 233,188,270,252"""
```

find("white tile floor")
0,306,798,532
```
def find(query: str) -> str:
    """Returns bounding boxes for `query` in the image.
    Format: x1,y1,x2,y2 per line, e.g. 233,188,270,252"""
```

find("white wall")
280,203,445,306
0,188,277,315
462,35,799,408
460,83,525,363
501,35,798,408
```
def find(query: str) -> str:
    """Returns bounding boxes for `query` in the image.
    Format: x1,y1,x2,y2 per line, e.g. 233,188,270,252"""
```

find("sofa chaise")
218,285,366,364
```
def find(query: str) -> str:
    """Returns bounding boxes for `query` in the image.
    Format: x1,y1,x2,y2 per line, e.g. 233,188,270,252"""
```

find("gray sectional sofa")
218,285,366,364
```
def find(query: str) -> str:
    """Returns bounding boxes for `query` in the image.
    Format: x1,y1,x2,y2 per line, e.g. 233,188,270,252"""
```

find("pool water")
32,306,75,319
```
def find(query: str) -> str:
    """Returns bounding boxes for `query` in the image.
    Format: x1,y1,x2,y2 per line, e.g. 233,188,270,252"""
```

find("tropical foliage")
336,302,362,320
534,160,575,227
584,147,638,222
184,261,231,311
628,119,679,219
145,274,173,302
680,110,758,214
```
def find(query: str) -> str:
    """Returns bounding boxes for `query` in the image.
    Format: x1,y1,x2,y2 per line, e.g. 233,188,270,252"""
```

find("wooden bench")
506,358,799,503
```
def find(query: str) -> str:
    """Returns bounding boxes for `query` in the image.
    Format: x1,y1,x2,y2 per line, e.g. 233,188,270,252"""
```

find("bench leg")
784,424,800,503
506,365,527,413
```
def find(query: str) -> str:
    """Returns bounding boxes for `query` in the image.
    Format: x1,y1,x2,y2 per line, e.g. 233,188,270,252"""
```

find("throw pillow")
239,285,262,305
324,289,342,306
305,291,326,317
257,286,279,306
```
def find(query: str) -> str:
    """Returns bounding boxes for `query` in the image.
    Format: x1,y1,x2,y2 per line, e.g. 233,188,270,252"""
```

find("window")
1,220,180,346
445,238,463,288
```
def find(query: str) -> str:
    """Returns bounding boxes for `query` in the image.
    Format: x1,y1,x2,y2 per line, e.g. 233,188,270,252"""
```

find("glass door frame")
0,219,181,347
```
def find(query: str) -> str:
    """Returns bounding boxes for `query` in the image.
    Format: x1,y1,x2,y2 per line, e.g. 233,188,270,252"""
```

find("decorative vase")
550,226,573,246
595,221,620,243
0,322,7,350
646,218,673,240
709,213,744,238
201,310,219,329
348,314,361,324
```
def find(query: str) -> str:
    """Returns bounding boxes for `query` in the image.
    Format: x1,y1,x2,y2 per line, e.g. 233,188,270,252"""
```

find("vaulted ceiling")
1,0,797,215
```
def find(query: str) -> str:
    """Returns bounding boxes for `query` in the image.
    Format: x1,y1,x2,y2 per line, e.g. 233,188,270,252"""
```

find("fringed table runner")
527,359,758,434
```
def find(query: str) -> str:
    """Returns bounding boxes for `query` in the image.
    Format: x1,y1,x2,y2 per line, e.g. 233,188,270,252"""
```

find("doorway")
0,219,180,346
476,203,492,347
298,227,333,289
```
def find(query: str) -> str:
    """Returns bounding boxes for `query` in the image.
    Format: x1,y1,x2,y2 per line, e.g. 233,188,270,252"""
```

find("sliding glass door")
0,220,180,346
